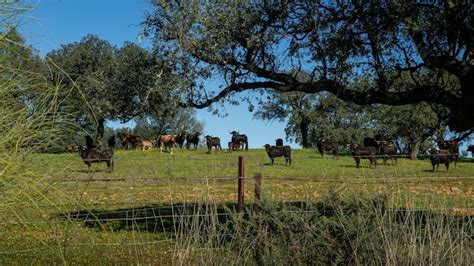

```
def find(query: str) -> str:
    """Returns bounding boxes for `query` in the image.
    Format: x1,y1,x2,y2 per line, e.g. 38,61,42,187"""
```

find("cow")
230,131,248,151
275,138,284,146
363,137,380,153
263,144,291,165
117,132,130,148
316,139,339,159
439,140,459,166
107,135,116,149
78,145,113,173
186,131,200,150
139,140,154,151
85,135,95,149
347,143,377,168
157,134,176,154
468,145,474,154
175,132,186,148
429,148,450,171
205,135,222,153
377,140,398,165
117,132,142,150
129,135,143,149
228,141,242,151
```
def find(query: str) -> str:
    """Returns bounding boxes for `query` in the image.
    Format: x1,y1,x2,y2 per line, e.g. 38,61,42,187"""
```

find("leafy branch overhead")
143,1,473,131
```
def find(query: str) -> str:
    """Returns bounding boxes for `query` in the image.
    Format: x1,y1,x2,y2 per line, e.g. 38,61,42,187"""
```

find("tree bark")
300,117,310,148
410,141,421,160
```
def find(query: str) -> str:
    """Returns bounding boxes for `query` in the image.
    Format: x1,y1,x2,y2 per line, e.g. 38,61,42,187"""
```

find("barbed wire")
41,175,474,183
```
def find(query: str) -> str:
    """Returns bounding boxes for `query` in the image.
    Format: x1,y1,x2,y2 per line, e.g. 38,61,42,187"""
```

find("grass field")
1,148,473,264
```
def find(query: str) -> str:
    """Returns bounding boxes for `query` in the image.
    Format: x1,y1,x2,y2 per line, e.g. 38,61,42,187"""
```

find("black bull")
230,131,248,151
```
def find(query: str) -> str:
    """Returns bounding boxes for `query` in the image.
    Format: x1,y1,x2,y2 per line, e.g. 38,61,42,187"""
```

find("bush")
177,191,472,265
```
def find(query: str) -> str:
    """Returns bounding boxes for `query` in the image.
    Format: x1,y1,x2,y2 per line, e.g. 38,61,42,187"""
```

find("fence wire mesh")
1,148,473,262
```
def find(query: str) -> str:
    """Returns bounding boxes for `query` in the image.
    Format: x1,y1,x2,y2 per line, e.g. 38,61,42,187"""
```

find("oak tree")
144,1,473,131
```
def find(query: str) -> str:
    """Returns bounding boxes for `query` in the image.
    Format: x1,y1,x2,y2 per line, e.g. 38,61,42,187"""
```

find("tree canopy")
143,0,473,131
46,35,171,138
254,92,372,147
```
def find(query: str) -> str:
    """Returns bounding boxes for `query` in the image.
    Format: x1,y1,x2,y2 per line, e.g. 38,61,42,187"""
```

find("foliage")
132,108,204,140
254,91,374,147
46,35,174,138
144,1,474,131
0,29,75,156
369,103,446,157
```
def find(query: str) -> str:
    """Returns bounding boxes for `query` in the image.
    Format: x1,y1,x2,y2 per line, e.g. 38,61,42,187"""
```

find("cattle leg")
354,157,360,168
445,161,449,171
107,160,113,173
271,158,274,165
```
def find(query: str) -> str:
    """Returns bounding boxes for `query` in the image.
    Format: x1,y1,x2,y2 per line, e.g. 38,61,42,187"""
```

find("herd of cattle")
73,131,473,173
113,131,248,154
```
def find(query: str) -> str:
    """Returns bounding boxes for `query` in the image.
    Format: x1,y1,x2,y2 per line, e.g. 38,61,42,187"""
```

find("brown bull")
439,140,459,166
117,132,142,150
158,134,176,154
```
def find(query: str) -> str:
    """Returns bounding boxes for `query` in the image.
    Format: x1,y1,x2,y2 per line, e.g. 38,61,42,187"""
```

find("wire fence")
1,150,473,259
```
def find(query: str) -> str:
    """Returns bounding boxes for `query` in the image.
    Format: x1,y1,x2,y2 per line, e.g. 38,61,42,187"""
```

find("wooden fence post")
254,172,262,216
237,156,245,212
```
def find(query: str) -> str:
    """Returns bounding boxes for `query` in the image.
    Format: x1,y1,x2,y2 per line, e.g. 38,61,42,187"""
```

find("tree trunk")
300,117,310,148
96,118,105,140
410,141,421,160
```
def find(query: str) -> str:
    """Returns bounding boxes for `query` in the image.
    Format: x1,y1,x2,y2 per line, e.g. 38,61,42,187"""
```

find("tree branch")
179,77,459,110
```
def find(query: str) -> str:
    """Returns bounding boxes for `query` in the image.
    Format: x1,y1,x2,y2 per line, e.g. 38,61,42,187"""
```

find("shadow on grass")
262,162,292,166
54,203,236,233
341,164,378,169
72,168,111,174
52,201,473,240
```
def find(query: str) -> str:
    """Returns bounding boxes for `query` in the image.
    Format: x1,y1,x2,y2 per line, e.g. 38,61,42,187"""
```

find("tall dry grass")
168,191,472,265
1,3,81,263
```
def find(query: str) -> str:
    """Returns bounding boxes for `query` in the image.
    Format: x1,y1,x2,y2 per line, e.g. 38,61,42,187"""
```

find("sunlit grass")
1,148,473,263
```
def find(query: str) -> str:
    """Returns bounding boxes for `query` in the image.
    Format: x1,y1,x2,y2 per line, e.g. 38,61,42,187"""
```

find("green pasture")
1,148,473,264
22,148,474,207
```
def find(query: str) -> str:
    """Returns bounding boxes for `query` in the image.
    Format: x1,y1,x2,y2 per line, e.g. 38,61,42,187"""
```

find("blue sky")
21,0,295,148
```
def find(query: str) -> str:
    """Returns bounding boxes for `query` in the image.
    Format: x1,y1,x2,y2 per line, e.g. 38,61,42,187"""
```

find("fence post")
253,172,262,216
237,156,245,212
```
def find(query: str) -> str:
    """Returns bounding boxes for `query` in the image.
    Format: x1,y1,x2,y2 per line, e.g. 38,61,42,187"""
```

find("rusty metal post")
237,156,245,212
253,172,262,216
